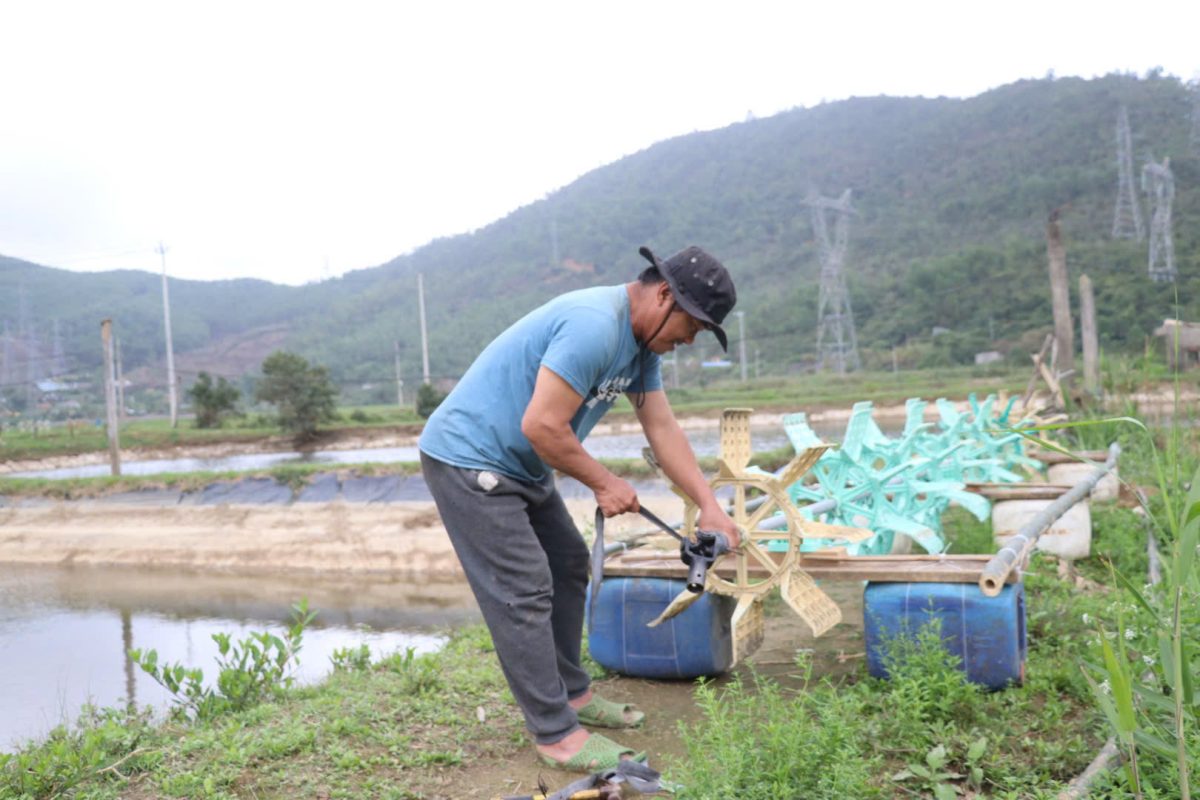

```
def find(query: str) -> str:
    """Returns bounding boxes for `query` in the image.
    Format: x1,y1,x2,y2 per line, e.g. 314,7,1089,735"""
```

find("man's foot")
574,694,645,729
535,729,645,773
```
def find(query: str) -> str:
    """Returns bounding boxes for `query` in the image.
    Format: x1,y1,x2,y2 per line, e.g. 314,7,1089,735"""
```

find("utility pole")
157,242,178,426
754,347,761,380
115,336,126,421
736,311,748,382
394,340,404,406
1046,209,1075,387
1079,275,1100,398
1,321,12,388
101,319,121,476
417,273,431,385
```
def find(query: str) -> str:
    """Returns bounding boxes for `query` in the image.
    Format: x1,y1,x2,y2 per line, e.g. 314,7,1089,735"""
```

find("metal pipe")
978,443,1119,596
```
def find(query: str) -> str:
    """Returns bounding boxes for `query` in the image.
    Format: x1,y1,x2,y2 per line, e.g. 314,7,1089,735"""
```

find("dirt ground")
421,581,868,800
0,491,684,574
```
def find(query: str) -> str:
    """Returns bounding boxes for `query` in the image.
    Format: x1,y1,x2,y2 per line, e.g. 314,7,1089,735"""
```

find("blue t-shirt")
419,285,662,483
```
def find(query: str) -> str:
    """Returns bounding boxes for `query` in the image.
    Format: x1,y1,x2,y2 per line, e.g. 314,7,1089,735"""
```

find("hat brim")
639,246,729,351
673,293,729,351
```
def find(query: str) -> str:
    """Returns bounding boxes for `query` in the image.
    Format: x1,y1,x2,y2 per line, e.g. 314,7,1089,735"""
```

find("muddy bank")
0,492,685,575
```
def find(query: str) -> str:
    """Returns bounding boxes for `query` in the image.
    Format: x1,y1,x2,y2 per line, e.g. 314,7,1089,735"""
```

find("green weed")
131,599,317,720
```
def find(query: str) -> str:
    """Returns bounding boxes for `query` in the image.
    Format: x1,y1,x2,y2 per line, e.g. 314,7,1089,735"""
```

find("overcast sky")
1,1,1197,286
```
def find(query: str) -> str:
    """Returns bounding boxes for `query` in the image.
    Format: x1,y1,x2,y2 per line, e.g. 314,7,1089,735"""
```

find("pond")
0,565,480,751
9,418,855,481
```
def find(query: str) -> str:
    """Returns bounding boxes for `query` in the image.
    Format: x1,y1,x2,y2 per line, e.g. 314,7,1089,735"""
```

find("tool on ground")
497,758,666,799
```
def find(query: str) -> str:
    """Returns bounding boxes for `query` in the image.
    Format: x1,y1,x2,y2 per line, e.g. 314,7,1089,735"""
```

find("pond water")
10,418,858,481
0,565,480,751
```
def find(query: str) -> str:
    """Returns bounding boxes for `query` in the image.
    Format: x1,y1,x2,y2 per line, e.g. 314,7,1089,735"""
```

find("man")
418,245,740,772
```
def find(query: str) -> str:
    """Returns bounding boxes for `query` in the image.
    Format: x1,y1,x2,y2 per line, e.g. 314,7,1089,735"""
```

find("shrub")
416,383,447,419
254,352,339,440
187,371,240,428
130,600,317,721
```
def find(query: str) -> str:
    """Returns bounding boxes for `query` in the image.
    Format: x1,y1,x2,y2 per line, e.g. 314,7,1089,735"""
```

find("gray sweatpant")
420,452,591,744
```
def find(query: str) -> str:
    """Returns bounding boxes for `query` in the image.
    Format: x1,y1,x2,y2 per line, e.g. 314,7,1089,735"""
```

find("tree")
254,351,338,439
187,372,240,428
416,382,446,419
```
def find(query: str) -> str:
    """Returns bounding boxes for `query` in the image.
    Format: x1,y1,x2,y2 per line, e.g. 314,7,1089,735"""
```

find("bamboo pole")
979,443,1119,596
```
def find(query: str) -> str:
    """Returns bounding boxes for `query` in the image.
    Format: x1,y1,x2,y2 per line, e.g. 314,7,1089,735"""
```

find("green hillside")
2,72,1197,404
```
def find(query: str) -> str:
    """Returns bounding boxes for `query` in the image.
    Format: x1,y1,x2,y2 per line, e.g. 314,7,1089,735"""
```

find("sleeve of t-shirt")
539,308,619,398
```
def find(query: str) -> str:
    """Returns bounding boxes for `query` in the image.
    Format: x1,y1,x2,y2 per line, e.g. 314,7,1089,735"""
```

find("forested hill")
2,72,1197,394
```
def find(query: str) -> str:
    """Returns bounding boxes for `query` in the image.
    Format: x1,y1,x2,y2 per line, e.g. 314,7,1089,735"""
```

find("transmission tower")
805,188,861,374
1112,106,1144,240
1142,156,1176,282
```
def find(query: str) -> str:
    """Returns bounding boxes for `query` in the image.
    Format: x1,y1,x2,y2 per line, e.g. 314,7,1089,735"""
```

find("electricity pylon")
1112,106,1145,240
805,189,861,374
1142,157,1176,282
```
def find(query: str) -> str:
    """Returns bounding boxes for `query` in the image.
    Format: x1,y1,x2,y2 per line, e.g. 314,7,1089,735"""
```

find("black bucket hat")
638,245,737,351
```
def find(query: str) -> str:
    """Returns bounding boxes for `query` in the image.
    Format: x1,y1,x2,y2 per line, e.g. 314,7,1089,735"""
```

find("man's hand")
698,504,741,549
595,474,640,517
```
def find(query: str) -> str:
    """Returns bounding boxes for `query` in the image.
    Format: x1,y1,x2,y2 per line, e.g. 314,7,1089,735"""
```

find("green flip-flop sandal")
537,732,647,773
575,695,646,729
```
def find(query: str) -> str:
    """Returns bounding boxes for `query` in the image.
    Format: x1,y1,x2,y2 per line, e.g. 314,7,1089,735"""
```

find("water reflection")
0,565,479,751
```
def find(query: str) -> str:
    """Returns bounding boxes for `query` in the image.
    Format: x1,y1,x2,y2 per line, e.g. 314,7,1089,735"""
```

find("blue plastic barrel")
863,581,1026,690
588,577,736,679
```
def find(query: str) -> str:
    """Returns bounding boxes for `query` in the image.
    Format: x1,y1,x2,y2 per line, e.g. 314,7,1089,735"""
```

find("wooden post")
1079,274,1100,397
1046,209,1075,387
101,319,121,476
115,336,126,421
1022,333,1054,408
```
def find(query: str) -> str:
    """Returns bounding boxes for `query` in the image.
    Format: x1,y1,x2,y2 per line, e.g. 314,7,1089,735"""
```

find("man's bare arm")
521,366,639,517
632,389,740,546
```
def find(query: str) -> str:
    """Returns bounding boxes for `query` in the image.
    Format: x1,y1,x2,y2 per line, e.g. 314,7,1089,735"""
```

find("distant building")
974,351,1004,365
701,359,733,369
35,379,83,393
1154,319,1200,370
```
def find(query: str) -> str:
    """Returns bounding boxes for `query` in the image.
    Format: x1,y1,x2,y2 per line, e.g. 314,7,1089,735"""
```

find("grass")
0,365,1034,464
0,628,528,800
663,502,1155,800
0,406,425,463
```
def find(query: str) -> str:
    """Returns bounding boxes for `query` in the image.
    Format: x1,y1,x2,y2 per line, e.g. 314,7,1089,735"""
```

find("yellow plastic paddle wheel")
647,409,867,665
